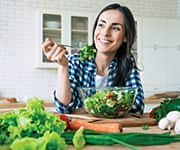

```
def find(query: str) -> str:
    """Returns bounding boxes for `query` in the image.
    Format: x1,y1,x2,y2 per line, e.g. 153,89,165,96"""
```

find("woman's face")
94,9,126,54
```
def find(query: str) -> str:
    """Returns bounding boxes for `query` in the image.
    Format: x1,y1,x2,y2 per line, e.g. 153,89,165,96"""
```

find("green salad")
84,88,136,118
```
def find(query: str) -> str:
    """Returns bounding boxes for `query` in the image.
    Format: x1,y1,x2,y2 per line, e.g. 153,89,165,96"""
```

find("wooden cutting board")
70,109,157,127
91,114,157,127
68,113,157,133
78,113,157,127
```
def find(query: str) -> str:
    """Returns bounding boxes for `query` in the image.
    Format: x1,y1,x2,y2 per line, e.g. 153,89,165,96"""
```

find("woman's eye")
97,23,104,27
112,26,121,31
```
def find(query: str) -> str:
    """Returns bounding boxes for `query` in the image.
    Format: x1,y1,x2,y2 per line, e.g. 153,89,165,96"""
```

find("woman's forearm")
56,65,71,105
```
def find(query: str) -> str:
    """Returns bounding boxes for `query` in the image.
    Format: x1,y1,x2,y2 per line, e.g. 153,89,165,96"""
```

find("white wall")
177,0,180,16
0,0,178,100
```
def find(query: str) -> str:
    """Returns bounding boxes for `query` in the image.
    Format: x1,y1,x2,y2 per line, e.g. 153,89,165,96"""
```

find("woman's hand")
42,39,71,105
42,38,68,66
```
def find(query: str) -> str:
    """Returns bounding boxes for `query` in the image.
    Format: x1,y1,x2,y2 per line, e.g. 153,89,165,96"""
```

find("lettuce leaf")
0,97,66,145
73,127,86,150
10,132,68,150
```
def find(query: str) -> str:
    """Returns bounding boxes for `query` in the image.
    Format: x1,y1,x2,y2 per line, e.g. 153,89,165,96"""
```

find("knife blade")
63,114,102,122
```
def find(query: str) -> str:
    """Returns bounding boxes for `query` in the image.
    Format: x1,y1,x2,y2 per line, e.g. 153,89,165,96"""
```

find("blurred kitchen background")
0,0,180,102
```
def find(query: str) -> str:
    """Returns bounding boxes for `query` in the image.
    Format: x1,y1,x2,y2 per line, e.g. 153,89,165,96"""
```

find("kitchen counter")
0,98,162,113
0,100,55,113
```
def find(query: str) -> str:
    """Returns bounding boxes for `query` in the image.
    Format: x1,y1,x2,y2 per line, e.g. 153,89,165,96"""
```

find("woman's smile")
98,37,112,44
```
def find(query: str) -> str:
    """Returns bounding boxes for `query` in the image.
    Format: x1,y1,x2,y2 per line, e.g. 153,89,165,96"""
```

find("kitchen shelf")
43,28,61,32
72,29,88,33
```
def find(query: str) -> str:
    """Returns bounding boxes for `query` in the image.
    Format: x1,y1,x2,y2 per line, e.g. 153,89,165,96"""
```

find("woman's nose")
102,26,111,37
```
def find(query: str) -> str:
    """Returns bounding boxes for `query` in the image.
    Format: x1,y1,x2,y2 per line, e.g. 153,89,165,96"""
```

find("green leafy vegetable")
73,127,86,150
152,98,180,121
141,124,149,130
0,97,66,146
10,132,68,150
26,97,44,112
79,45,96,61
11,137,37,150
40,132,68,150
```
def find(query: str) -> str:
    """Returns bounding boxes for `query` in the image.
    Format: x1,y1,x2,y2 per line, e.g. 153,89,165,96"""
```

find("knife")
59,113,123,133
63,114,101,121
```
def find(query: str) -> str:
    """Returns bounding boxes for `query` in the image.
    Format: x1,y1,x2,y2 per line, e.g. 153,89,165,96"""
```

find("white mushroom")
175,119,180,134
158,117,173,130
166,111,180,127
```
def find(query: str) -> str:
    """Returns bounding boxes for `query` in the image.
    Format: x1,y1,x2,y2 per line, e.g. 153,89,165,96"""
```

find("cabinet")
42,13,62,64
71,16,89,53
141,18,167,48
141,18,180,96
166,48,180,90
35,10,94,68
142,47,167,96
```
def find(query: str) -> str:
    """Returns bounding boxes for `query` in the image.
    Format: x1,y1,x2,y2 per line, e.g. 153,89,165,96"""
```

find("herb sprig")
79,45,96,61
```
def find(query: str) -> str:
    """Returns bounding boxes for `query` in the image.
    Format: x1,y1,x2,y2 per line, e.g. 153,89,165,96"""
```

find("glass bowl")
78,87,136,118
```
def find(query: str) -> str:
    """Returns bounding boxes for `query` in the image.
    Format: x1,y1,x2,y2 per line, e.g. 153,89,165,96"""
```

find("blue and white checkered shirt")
53,53,144,114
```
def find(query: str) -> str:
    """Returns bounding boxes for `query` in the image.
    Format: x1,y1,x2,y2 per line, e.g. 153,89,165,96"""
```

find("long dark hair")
92,3,137,86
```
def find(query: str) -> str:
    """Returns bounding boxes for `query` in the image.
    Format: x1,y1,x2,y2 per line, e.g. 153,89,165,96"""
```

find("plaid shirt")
53,53,144,114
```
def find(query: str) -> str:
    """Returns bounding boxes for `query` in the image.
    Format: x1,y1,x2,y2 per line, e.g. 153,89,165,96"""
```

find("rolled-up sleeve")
125,68,144,115
53,91,74,113
52,54,83,113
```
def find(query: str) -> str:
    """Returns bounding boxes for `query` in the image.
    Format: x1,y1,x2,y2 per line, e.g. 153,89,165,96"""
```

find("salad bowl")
78,87,136,118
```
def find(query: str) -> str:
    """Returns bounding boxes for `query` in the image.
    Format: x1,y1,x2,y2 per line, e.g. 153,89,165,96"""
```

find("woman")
42,3,144,114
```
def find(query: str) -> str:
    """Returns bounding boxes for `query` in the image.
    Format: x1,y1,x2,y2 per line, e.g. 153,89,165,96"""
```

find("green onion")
62,129,180,148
